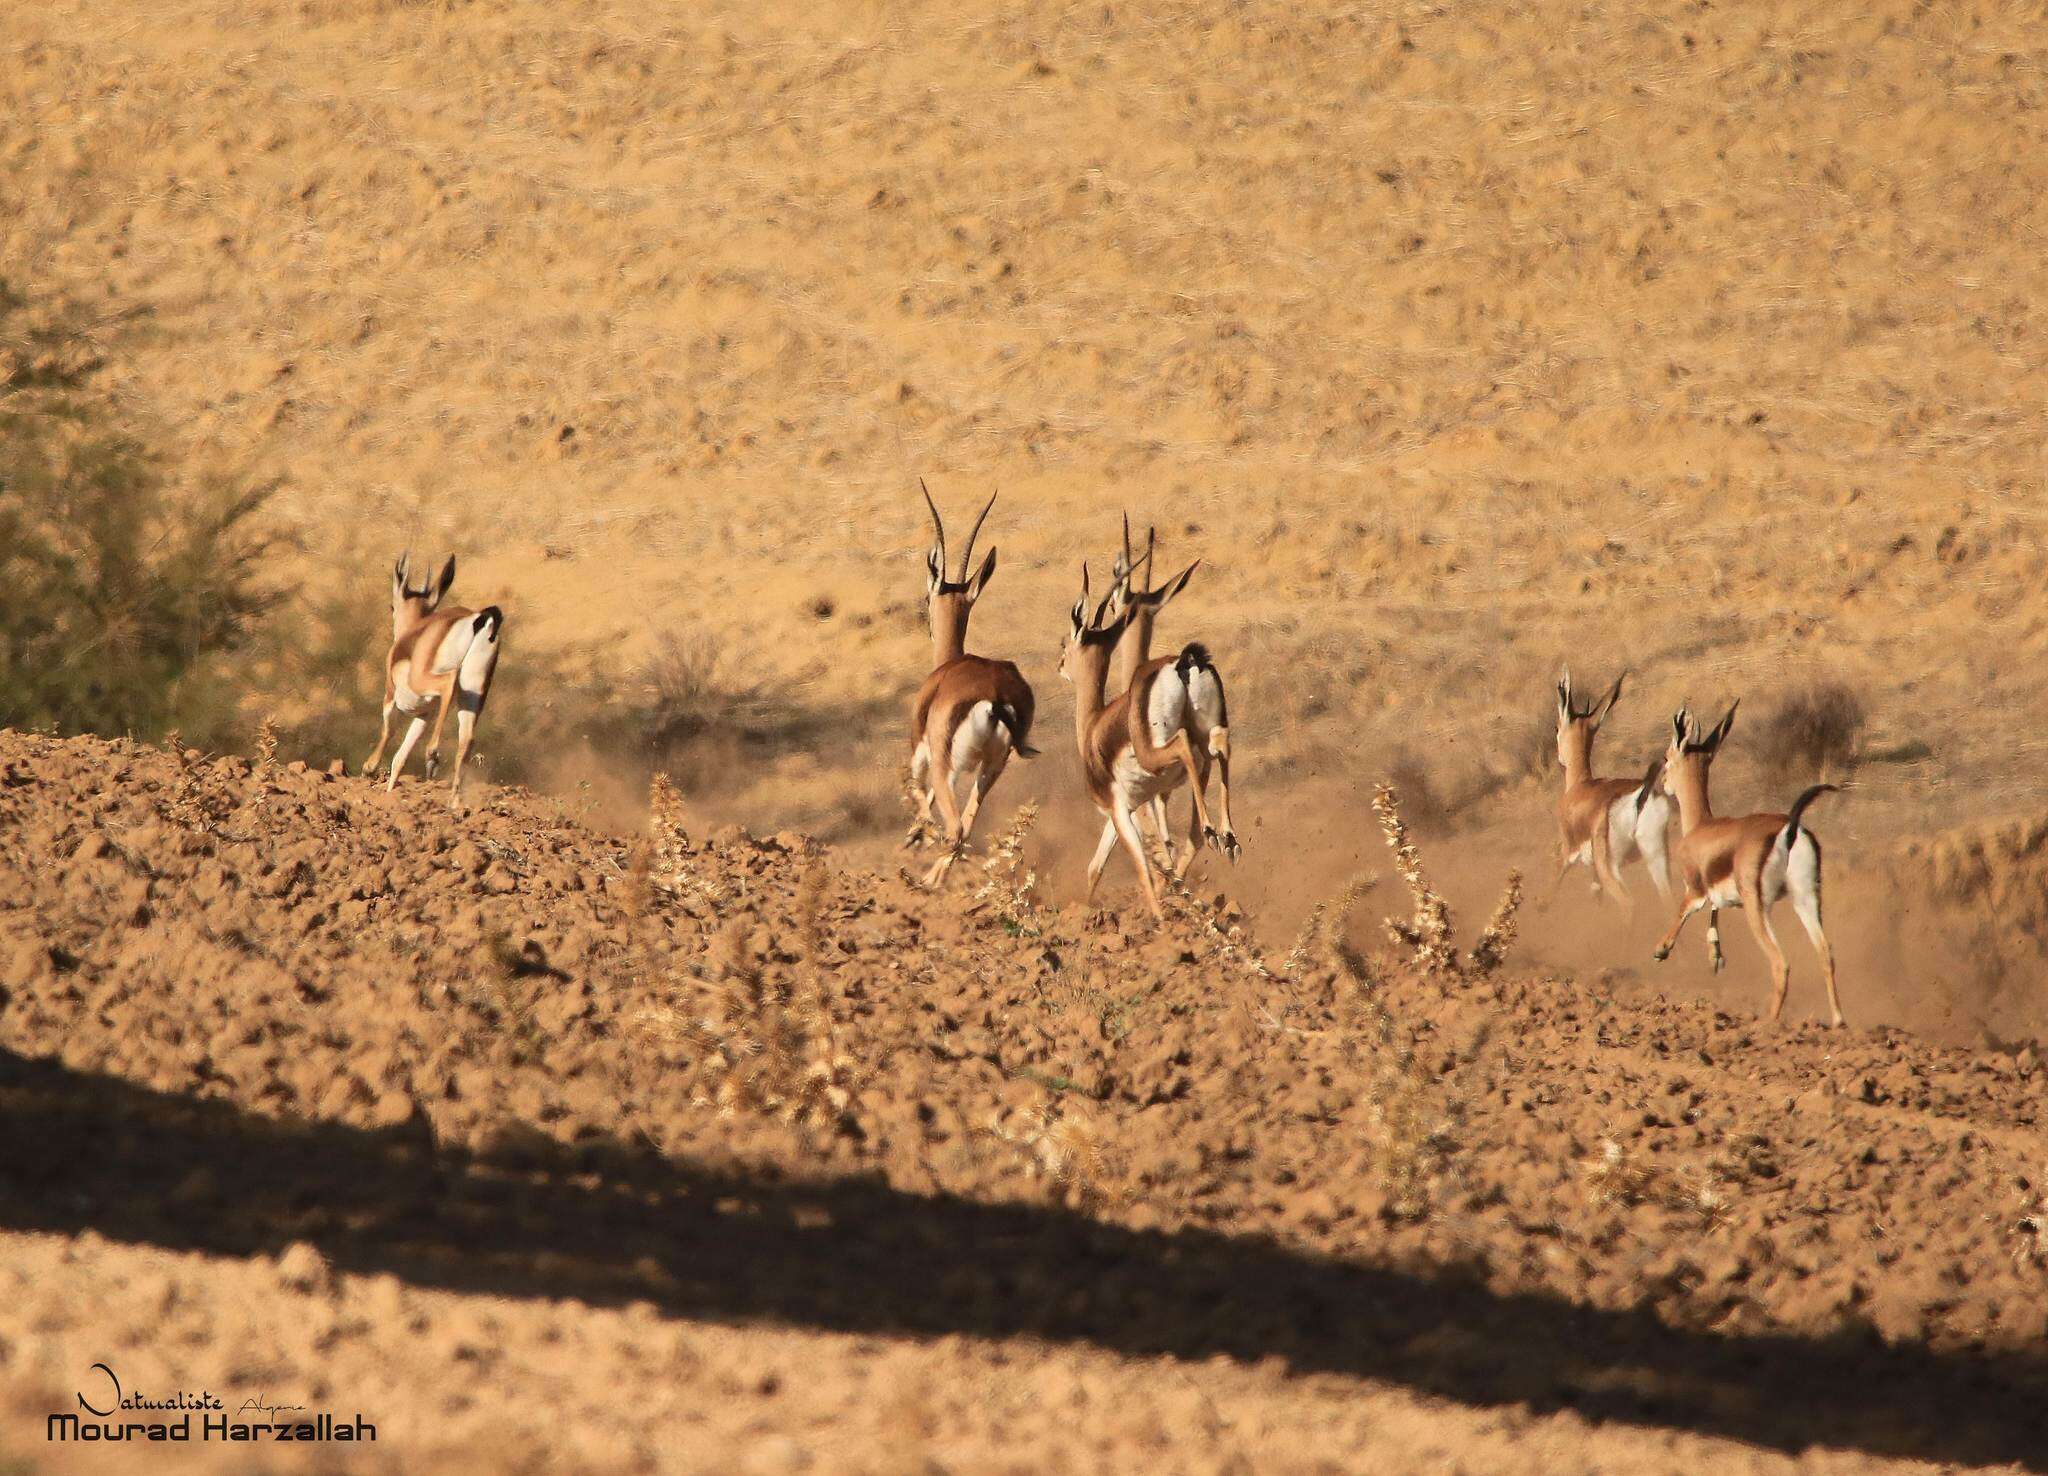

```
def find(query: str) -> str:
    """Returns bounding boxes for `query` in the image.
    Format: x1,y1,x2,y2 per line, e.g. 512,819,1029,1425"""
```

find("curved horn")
919,477,946,573
957,488,997,579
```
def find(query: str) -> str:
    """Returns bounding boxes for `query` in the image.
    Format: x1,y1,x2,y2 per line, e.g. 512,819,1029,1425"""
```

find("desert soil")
1,733,2045,1472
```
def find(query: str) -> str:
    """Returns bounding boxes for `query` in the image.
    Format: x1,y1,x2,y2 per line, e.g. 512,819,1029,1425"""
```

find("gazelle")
1060,564,1239,922
362,553,505,809
1106,515,1231,877
907,482,1036,885
1551,667,1673,904
1650,702,1846,1028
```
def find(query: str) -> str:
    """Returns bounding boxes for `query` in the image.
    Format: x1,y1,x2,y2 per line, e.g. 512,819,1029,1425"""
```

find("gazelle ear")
966,546,998,601
433,556,456,603
1156,558,1200,608
392,553,410,598
1670,711,1688,747
925,547,944,593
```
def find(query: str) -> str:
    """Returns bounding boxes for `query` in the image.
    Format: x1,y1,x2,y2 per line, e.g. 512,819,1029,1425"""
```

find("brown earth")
2,730,2046,1472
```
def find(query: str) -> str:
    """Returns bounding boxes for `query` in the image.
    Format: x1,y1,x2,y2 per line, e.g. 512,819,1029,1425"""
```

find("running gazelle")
1106,515,1229,875
907,482,1036,885
1060,563,1238,922
1651,702,1846,1028
363,553,505,808
1551,667,1673,904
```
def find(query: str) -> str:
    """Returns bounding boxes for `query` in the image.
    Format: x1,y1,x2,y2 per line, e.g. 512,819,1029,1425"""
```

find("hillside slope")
6,0,2048,841
1,730,2044,1470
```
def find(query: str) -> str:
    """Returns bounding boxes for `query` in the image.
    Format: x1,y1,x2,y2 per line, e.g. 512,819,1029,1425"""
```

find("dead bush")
1752,683,1866,781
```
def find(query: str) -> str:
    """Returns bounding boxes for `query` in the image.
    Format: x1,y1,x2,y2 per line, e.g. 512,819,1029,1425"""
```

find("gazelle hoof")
1652,946,1671,963
1710,953,1725,975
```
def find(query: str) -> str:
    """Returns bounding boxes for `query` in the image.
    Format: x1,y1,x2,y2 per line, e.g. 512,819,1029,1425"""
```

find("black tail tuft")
473,605,504,639
1175,641,1214,676
1634,753,1664,808
1781,782,1838,850
992,701,1038,759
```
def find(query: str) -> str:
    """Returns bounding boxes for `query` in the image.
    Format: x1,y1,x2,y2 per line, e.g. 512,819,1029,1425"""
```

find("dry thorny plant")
985,1101,1128,1213
1373,782,1523,979
1583,1138,1734,1231
969,801,1040,935
632,775,864,1133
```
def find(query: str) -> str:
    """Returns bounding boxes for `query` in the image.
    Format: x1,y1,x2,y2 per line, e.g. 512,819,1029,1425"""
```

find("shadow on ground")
4,1047,2042,1469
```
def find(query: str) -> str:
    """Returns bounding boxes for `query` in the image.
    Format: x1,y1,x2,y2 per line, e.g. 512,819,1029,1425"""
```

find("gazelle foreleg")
905,741,938,846
1145,797,1177,871
1651,892,1708,962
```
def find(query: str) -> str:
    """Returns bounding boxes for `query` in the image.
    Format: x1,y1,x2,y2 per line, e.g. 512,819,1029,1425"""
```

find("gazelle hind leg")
363,695,396,775
447,622,501,808
1637,810,1674,902
1111,798,1164,923
956,744,1010,843
1083,815,1119,904
1205,727,1239,858
921,752,970,886
1791,874,1844,1028
905,741,937,843
423,693,454,781
387,717,428,790
1740,885,1793,1021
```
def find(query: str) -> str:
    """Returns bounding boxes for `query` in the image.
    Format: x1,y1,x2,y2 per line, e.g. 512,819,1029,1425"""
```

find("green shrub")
0,281,278,744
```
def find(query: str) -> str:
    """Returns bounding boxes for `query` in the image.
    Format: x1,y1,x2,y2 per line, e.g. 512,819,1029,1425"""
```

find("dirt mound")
3,729,2046,1470
1867,816,2048,1044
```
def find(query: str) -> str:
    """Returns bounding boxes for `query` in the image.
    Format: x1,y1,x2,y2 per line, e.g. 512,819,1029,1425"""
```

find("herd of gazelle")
360,495,1846,1028
1552,671,1845,1027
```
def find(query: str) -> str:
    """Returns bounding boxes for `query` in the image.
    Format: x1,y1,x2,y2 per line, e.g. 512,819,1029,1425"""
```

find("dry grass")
1752,683,1868,785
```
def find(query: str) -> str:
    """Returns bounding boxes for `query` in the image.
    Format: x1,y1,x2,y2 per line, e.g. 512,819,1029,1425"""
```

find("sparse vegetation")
1373,783,1523,980
0,282,280,746
1752,683,1867,783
